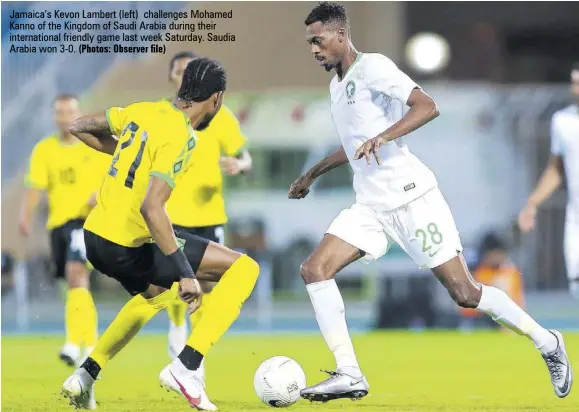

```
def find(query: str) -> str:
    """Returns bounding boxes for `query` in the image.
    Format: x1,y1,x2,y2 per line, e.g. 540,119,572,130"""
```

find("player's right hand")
518,204,537,233
18,218,31,237
288,174,314,199
178,278,203,305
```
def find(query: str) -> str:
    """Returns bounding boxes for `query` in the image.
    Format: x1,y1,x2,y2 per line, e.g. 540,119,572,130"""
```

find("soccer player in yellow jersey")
61,58,260,411
165,52,253,370
19,95,109,367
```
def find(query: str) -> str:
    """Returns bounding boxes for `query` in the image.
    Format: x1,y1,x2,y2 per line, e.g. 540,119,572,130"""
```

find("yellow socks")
168,297,189,327
90,287,175,367
84,290,98,347
190,291,211,330
187,255,259,354
65,288,98,348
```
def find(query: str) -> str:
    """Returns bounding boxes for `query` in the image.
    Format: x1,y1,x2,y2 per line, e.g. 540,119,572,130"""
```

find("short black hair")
304,2,348,30
169,51,197,78
177,57,227,102
572,62,579,72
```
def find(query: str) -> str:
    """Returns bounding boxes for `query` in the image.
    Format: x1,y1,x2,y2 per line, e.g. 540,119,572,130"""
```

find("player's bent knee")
236,254,260,280
226,254,260,295
300,259,329,284
449,283,481,309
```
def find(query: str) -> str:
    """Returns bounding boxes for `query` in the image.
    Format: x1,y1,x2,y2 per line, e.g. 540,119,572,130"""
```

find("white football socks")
306,279,361,377
476,285,557,353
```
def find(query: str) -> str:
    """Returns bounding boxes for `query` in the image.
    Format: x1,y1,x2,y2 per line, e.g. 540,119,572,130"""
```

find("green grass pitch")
2,331,577,411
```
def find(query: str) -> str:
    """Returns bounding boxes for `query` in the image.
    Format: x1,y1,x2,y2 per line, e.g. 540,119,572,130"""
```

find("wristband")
168,249,196,279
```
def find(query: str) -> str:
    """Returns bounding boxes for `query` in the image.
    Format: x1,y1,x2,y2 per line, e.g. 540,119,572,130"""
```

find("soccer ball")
254,356,306,407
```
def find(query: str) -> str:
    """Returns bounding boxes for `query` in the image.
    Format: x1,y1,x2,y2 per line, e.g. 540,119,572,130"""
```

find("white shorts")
564,218,579,281
327,188,463,269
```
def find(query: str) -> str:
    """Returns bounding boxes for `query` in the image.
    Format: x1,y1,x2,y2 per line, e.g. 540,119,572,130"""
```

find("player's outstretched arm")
20,142,48,236
69,112,118,155
289,146,348,199
141,176,202,305
355,88,439,164
18,187,41,236
518,155,564,232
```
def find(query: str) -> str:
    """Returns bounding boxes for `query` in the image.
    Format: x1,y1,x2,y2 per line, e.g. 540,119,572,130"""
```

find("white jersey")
551,104,579,220
329,52,437,210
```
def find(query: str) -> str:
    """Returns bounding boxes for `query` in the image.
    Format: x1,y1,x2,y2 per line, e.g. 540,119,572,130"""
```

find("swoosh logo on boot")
350,378,363,387
557,365,571,395
170,371,201,407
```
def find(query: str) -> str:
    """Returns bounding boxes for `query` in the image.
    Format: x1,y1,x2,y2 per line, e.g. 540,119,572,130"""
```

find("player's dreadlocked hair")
304,2,349,31
177,57,227,103
169,51,197,79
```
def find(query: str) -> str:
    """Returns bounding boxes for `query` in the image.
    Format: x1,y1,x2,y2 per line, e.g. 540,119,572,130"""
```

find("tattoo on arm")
77,117,111,135
69,113,118,155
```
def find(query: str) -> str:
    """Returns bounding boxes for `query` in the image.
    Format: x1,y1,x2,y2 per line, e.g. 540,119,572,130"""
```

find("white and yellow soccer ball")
254,356,307,408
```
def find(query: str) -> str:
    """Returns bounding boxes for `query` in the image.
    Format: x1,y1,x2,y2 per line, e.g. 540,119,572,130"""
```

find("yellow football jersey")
25,134,110,229
84,100,196,247
166,105,246,227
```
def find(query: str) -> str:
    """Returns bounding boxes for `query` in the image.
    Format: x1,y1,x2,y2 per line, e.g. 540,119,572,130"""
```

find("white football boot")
159,359,216,410
61,368,96,409
541,330,573,398
300,369,369,402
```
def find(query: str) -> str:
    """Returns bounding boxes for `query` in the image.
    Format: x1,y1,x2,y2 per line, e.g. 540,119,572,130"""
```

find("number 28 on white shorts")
326,188,463,269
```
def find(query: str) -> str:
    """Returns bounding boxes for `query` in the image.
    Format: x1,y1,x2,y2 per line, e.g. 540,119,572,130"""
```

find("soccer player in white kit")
518,63,579,300
289,2,573,402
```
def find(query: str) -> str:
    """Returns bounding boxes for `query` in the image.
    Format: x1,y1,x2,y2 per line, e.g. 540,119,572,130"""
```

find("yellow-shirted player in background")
165,52,253,371
61,58,260,410
19,95,110,367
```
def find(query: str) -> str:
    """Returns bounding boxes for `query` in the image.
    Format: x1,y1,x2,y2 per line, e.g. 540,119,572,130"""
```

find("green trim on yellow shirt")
150,171,176,189
105,108,114,133
165,99,190,126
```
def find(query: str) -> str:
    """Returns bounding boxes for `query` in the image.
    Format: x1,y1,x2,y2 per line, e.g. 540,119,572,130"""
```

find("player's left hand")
354,136,385,165
219,156,242,176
